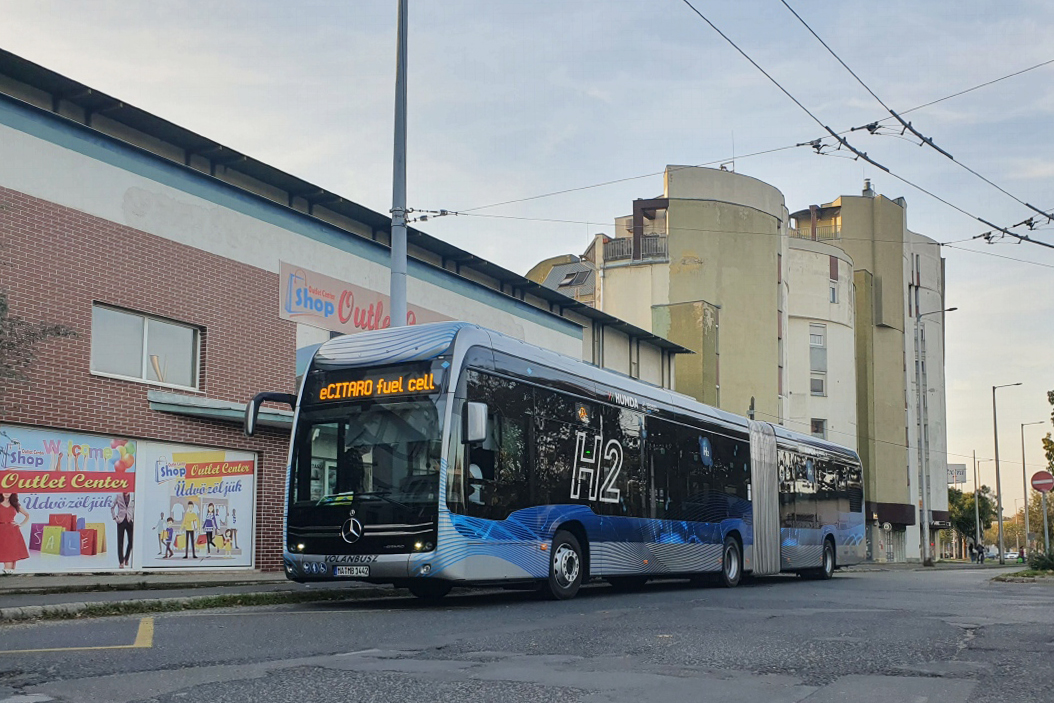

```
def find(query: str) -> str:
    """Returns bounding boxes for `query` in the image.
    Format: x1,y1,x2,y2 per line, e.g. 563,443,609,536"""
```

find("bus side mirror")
245,392,297,436
463,402,489,444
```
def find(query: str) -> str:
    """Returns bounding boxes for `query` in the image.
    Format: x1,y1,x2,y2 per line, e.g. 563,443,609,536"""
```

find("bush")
1027,550,1054,571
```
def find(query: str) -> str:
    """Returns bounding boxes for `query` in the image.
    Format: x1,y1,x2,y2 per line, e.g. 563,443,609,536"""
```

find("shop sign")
0,426,257,573
279,261,447,334
139,444,256,569
0,426,138,573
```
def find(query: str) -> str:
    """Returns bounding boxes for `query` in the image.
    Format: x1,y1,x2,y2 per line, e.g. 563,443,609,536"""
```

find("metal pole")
1044,491,1050,554
1021,421,1044,554
915,311,931,565
993,386,1005,565
389,0,409,327
973,450,980,551
1022,424,1029,554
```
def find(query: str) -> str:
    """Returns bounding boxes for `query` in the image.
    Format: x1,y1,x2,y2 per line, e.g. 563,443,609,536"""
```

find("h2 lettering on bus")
570,431,622,504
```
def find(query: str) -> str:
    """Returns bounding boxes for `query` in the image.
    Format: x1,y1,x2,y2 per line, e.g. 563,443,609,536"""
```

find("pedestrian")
968,543,976,563
978,546,985,565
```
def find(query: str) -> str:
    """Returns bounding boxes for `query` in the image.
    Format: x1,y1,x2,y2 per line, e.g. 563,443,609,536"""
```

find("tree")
948,485,996,546
0,289,74,413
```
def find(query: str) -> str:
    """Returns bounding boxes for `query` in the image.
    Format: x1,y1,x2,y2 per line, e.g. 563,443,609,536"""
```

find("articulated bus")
245,322,865,600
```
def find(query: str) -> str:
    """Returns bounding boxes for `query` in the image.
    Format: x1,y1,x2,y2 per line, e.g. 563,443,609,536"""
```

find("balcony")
789,224,840,241
604,235,668,262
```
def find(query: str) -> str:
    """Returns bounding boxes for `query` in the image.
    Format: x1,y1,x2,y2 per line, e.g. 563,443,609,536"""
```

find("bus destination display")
316,370,436,402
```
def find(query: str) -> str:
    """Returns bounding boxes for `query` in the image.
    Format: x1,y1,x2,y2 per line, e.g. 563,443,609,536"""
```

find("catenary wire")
454,56,1054,216
779,0,1054,221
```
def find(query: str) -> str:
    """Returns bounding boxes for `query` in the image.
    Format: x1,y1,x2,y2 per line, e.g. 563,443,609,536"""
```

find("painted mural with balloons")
0,425,137,572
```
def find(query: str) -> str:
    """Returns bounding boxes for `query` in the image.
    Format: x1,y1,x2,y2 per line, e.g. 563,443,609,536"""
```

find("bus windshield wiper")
355,491,415,512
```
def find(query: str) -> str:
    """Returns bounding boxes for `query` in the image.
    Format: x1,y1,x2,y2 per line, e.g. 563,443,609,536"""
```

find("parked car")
1004,550,1020,561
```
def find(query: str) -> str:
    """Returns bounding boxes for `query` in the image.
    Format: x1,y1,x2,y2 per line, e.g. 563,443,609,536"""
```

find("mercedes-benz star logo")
341,517,364,544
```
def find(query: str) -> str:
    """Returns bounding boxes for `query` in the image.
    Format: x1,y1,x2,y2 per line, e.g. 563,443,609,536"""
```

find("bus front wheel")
407,580,452,600
545,530,584,600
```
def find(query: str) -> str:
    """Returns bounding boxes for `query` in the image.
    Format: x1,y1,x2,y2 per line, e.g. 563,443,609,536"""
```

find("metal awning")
148,390,292,430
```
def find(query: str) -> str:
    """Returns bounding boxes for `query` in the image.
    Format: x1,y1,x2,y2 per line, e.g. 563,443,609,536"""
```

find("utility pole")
389,0,409,327
1022,420,1044,553
915,307,955,565
992,382,1022,565
973,450,981,551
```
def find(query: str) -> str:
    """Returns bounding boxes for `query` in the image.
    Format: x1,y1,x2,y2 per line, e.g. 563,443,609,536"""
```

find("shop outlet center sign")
280,262,447,334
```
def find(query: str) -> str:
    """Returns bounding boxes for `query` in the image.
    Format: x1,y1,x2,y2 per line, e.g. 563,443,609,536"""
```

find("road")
0,567,1051,703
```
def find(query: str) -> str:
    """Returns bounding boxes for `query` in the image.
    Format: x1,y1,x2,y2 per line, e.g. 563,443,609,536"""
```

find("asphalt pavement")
0,566,1050,703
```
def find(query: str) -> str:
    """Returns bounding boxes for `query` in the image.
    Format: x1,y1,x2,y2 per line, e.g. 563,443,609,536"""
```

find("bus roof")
311,321,861,465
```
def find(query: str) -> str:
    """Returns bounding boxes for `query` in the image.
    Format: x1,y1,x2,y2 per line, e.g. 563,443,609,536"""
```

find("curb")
0,586,395,623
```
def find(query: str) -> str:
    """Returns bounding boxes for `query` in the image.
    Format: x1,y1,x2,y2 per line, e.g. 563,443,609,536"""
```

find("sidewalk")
0,570,391,622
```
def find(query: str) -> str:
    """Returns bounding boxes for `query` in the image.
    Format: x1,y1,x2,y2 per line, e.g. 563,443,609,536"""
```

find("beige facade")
528,169,951,563
791,189,948,562
598,166,787,417
784,238,857,449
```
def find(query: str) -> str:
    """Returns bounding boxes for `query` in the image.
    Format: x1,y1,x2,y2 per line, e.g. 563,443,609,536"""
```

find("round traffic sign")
1032,471,1054,493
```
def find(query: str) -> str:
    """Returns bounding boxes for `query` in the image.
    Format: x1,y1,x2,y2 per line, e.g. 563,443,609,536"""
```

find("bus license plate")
334,566,369,577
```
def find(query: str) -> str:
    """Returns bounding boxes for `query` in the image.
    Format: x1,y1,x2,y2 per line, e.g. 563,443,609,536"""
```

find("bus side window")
465,370,532,520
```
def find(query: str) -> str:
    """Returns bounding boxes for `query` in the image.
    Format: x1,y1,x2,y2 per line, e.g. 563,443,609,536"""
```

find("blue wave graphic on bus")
413,502,863,581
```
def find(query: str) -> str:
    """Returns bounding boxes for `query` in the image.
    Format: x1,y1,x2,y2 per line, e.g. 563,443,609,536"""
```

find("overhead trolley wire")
779,0,1054,228
454,57,1054,217
678,0,1054,250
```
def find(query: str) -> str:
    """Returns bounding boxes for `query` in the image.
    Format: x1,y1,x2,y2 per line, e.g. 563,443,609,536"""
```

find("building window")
810,375,826,396
90,305,200,389
811,418,827,439
830,284,838,304
558,270,589,288
809,323,826,396
809,324,826,347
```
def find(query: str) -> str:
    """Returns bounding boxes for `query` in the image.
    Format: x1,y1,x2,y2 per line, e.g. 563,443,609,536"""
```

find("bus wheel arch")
555,520,590,582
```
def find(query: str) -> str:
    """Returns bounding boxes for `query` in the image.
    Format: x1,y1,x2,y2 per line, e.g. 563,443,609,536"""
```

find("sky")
2,0,1052,510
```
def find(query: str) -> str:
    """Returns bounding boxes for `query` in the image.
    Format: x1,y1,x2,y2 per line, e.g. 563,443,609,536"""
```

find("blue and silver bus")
245,321,865,600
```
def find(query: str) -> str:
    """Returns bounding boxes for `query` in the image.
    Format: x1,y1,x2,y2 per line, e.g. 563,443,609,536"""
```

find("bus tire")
720,535,742,588
607,576,648,592
545,530,584,600
802,539,836,581
407,580,452,600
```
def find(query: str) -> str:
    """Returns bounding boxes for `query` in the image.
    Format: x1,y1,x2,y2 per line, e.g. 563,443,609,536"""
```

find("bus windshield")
291,401,442,507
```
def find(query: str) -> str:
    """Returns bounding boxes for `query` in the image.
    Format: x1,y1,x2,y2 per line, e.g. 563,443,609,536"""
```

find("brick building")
0,50,684,573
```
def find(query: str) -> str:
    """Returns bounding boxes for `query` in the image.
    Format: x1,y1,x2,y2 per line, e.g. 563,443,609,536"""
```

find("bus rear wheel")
544,530,584,600
720,535,742,588
407,580,452,600
802,540,835,580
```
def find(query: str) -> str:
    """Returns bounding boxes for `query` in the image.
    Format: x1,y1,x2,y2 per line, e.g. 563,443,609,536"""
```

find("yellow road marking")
0,617,154,655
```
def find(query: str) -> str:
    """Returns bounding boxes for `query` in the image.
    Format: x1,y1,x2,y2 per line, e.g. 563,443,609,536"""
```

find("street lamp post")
993,382,1022,565
389,0,409,327
915,307,956,566
1022,420,1045,553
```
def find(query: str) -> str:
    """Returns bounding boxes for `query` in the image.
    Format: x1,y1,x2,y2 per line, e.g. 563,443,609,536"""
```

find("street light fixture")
1022,420,1045,553
993,382,1023,565
915,306,956,566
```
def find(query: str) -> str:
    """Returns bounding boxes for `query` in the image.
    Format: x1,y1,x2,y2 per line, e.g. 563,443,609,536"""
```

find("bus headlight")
414,542,424,551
